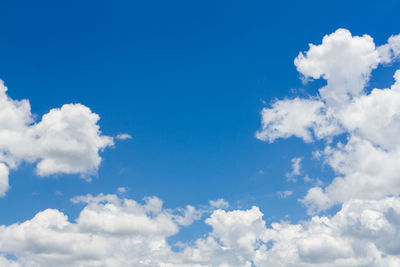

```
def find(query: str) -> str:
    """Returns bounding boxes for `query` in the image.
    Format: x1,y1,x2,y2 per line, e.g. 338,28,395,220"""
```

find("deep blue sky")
0,0,399,232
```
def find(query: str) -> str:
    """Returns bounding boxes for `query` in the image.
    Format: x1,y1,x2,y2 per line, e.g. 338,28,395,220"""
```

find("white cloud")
256,98,329,143
256,29,400,213
174,205,203,226
209,198,229,209
1,194,400,266
34,104,113,177
303,136,400,214
337,71,400,150
116,133,132,140
72,194,179,237
0,256,20,267
277,190,293,199
295,28,380,106
0,80,113,195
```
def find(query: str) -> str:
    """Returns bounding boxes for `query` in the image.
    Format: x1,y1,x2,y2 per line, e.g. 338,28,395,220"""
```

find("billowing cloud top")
0,81,113,195
256,28,400,214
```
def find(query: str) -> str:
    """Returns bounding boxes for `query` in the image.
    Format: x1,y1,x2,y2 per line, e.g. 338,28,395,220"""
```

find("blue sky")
1,1,400,266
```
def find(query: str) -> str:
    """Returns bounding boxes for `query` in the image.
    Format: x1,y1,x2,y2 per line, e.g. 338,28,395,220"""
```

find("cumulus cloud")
295,28,380,106
256,29,400,213
0,80,113,195
1,194,400,266
256,98,329,142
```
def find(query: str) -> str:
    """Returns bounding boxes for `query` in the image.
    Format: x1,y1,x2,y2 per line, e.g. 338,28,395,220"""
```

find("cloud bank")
1,194,400,266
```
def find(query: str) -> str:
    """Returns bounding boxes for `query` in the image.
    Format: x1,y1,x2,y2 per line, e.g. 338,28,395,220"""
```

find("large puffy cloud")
0,194,210,266
0,195,178,267
378,34,400,63
302,136,400,214
256,98,329,142
337,71,400,150
33,104,113,177
1,194,400,266
255,197,400,267
0,80,113,194
295,28,380,106
256,29,400,213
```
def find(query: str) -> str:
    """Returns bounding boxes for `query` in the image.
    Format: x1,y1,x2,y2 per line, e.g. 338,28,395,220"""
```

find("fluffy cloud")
255,98,328,142
378,34,400,63
0,194,213,266
295,28,380,106
257,29,400,213
1,194,400,266
302,136,400,214
257,197,400,266
0,80,113,195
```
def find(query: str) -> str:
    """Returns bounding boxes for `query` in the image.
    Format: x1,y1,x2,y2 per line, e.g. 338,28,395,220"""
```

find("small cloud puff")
209,198,229,209
0,80,114,196
277,190,293,199
116,133,132,140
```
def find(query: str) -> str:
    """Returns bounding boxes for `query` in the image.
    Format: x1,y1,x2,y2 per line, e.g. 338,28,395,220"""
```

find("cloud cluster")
0,81,113,195
1,194,400,266
256,29,400,213
2,28,400,266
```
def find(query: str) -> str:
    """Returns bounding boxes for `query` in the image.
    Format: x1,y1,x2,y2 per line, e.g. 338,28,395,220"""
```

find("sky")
1,0,400,266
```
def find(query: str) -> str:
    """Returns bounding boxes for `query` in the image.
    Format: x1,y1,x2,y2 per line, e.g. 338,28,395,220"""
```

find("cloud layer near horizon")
1,194,400,266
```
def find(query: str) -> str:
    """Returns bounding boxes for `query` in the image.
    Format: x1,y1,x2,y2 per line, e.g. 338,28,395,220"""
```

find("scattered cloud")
0,81,113,196
209,198,229,209
285,157,302,182
256,28,400,213
116,133,132,140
